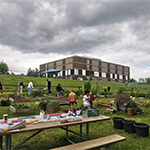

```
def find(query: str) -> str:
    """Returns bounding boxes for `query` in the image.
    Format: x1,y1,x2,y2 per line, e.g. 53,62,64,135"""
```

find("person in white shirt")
28,81,34,95
83,90,91,107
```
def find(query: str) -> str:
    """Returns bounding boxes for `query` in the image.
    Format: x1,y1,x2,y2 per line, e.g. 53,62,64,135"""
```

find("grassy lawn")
0,75,150,149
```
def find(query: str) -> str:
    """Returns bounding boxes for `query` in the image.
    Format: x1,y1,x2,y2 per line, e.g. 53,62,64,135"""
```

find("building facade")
40,55,130,83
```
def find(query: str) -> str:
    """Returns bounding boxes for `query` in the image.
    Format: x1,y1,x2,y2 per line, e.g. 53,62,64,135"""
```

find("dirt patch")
36,95,69,105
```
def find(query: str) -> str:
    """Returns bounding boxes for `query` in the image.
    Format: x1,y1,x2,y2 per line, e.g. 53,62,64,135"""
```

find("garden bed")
36,95,69,105
7,94,30,103
10,105,34,114
46,104,60,112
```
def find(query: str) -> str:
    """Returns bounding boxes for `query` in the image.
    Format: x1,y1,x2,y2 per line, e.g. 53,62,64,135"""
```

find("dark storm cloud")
0,0,150,54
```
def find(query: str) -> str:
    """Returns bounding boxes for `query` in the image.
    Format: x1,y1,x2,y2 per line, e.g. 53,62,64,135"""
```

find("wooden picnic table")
0,115,111,150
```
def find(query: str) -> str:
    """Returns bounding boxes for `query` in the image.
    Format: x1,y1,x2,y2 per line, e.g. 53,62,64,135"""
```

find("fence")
2,84,150,94
2,85,83,93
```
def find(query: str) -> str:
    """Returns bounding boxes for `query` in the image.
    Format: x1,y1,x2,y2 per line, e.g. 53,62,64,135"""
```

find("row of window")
56,69,128,80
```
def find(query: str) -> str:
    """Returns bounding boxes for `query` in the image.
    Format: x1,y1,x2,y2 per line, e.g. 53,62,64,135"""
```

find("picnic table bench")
51,134,126,150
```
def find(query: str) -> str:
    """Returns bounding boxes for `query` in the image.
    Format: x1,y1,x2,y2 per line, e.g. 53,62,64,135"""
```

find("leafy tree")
0,61,9,74
20,73,25,76
84,81,91,92
129,78,137,83
139,78,145,84
145,78,150,84
27,68,39,77
10,72,15,76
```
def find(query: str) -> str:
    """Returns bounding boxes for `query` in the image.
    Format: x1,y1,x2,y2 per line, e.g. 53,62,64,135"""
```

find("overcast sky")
0,0,150,80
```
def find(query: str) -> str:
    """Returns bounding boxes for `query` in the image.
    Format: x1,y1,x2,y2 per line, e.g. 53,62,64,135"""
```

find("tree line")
0,61,40,77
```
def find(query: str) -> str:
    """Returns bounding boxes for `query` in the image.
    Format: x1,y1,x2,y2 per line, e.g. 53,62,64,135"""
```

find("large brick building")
40,55,130,83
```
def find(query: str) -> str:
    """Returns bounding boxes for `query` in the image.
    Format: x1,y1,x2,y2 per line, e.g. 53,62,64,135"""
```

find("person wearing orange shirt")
68,90,77,106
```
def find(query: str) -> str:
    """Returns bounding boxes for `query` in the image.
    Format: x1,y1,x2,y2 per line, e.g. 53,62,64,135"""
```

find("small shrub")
11,103,31,109
61,91,70,97
74,90,82,96
84,81,91,92
31,90,44,97
39,102,47,111
118,87,127,93
126,101,138,109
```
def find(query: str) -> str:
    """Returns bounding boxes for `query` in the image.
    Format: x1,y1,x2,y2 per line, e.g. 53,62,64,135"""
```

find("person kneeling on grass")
83,90,91,107
68,90,77,106
56,83,64,97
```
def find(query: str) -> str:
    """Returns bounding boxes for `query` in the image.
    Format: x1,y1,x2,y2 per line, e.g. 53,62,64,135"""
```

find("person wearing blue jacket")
56,83,64,97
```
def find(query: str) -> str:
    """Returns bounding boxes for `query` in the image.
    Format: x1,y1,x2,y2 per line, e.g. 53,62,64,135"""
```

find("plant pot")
123,120,136,133
133,109,137,113
127,108,133,113
113,117,125,129
134,123,149,137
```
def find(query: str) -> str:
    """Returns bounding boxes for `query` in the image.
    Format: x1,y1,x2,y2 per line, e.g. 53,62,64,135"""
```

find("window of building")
119,75,123,79
110,73,113,78
95,66,99,71
87,65,90,70
71,69,74,75
126,76,128,80
87,59,90,64
86,70,94,76
65,70,68,76
94,71,99,77
68,69,71,75
115,74,118,79
82,70,86,76
57,71,62,77
60,71,62,76
79,69,82,75
74,69,79,75
102,72,106,78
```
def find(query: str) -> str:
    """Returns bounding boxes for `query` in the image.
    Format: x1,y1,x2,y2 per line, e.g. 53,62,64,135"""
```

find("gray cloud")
0,0,150,80
0,0,150,55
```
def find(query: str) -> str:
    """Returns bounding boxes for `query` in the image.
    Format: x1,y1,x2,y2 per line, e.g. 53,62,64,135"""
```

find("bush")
61,91,70,97
74,90,82,96
39,102,47,111
31,90,44,97
126,101,138,109
118,87,127,93
84,82,91,92
11,103,31,109
99,89,113,95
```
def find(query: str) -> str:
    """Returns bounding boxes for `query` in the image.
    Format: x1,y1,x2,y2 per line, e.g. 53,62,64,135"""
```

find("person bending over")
68,90,77,106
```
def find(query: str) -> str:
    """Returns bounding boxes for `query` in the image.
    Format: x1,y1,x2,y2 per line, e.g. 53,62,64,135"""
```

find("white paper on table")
0,124,9,129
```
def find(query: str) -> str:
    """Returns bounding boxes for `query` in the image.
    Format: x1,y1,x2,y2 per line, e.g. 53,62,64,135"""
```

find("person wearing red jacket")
89,91,97,109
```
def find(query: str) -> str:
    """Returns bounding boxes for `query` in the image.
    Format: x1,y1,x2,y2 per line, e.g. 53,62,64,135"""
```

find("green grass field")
0,75,150,150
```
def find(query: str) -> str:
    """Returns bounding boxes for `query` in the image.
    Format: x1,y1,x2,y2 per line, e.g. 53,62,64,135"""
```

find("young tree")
0,61,9,74
129,78,137,83
145,78,150,84
27,68,39,77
